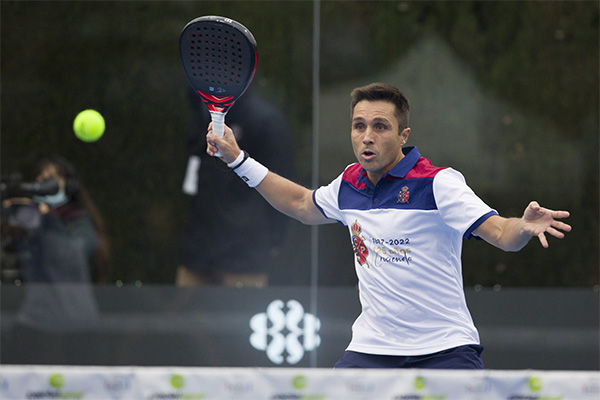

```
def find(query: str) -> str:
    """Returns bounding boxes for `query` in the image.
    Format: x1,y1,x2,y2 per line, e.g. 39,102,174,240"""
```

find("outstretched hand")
521,201,571,248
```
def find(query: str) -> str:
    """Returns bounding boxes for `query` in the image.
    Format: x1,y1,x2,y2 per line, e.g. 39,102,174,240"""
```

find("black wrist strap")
231,150,250,170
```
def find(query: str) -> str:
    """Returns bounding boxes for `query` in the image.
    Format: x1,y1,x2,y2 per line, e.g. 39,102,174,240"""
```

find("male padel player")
205,83,571,369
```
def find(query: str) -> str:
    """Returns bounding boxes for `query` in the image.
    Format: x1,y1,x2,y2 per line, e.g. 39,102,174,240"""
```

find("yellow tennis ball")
73,109,105,142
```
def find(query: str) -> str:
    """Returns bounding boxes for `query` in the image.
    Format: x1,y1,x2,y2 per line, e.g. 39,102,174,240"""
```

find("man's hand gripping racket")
206,122,242,163
179,16,257,157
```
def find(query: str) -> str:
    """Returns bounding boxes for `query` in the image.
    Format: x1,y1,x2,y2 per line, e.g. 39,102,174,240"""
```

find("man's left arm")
473,201,571,252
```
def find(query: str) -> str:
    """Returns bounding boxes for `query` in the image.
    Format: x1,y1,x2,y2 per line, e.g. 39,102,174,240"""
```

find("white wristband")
234,157,269,188
226,151,245,169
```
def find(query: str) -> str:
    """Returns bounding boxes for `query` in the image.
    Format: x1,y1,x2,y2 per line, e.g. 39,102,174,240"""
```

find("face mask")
33,188,68,208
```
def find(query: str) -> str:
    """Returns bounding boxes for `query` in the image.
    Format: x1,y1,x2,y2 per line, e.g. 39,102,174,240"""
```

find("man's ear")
400,127,410,146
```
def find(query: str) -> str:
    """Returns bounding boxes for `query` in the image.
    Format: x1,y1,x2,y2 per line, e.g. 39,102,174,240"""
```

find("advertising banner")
1,365,598,400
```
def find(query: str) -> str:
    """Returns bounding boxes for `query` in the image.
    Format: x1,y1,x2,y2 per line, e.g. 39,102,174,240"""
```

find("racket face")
179,16,258,113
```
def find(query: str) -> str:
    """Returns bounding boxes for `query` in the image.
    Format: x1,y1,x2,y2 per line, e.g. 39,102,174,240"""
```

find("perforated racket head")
179,16,258,113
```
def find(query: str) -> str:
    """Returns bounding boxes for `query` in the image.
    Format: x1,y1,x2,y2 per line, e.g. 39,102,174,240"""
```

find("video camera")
1,173,60,283
1,173,59,200
1,172,60,231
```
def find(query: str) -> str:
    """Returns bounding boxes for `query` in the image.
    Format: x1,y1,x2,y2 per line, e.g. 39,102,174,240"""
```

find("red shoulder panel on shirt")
341,163,367,189
405,157,447,179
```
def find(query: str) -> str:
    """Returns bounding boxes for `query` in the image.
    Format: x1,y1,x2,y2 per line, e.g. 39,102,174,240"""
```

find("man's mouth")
362,150,376,160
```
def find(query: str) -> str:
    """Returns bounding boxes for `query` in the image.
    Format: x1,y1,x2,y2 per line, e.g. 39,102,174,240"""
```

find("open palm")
522,201,571,248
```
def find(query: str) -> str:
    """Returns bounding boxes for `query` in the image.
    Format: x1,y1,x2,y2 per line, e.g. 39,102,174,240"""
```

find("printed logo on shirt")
397,185,410,203
351,220,369,267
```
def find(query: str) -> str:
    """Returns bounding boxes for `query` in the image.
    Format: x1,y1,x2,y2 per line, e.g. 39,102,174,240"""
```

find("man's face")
351,100,410,185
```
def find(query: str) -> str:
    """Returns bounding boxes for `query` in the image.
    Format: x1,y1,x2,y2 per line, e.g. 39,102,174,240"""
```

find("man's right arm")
206,123,332,226
254,170,332,225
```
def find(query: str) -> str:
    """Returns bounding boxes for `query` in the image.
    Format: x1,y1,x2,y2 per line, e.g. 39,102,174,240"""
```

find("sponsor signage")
1,366,597,400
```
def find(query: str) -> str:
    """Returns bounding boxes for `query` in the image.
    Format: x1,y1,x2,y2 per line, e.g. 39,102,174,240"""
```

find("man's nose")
363,127,375,143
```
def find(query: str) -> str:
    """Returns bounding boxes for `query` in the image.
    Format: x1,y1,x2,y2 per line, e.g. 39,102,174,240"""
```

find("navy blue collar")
388,146,421,178
357,146,421,186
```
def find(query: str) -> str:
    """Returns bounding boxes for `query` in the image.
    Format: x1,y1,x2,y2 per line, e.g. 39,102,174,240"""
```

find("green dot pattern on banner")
171,374,185,389
414,376,426,390
292,375,307,390
529,377,542,391
0,366,595,399
49,374,64,389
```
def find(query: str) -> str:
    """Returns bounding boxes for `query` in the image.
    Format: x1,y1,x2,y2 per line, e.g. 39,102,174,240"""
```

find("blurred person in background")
177,89,296,288
1,155,109,364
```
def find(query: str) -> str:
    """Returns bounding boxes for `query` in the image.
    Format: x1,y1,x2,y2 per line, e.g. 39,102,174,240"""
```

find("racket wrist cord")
231,151,269,188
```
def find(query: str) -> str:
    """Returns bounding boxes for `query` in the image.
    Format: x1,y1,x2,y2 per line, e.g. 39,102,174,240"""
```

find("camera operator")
1,155,109,364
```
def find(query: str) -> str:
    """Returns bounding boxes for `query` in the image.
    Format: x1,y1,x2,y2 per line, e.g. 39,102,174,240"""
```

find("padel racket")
179,16,258,156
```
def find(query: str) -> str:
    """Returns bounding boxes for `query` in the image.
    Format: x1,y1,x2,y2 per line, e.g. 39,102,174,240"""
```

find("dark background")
1,1,598,287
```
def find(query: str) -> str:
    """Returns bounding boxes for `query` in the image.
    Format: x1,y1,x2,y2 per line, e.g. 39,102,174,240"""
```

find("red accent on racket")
179,15,258,156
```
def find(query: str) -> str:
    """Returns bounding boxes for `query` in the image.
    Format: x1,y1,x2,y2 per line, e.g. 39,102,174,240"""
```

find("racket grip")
209,111,226,138
209,111,226,157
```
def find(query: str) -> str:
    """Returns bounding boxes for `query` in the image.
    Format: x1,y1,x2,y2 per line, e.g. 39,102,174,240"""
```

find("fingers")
537,220,571,248
538,227,563,248
206,131,219,157
546,226,565,239
523,201,572,248
523,201,544,220
525,202,571,226
206,144,218,157
205,124,239,163
535,202,570,220
537,232,549,248
38,202,51,215
206,124,224,154
552,220,572,232
552,210,570,219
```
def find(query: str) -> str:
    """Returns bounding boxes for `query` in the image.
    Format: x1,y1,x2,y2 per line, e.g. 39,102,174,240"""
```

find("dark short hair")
350,83,410,131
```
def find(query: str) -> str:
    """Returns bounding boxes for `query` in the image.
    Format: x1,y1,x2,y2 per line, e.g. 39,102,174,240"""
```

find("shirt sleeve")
313,172,345,224
433,168,498,239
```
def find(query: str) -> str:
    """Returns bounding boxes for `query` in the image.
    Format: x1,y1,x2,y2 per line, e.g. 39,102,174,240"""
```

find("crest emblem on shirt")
397,185,410,203
351,220,369,267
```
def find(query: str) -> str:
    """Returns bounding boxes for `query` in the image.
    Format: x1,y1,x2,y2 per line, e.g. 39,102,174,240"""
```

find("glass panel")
1,285,597,369
1,0,598,368
1,1,314,287
315,1,598,287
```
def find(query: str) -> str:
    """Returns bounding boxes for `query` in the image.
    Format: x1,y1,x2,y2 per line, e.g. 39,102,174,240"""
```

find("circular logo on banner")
49,374,64,389
292,375,307,390
529,377,542,392
414,376,426,390
171,375,185,389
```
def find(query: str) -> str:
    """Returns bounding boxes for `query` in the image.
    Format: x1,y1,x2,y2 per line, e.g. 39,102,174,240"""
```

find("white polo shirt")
313,146,497,356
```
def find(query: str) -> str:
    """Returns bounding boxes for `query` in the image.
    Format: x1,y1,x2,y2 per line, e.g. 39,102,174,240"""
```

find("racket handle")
209,111,226,137
209,111,226,157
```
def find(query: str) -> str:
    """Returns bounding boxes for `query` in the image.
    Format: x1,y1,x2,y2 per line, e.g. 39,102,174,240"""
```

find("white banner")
0,365,598,400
